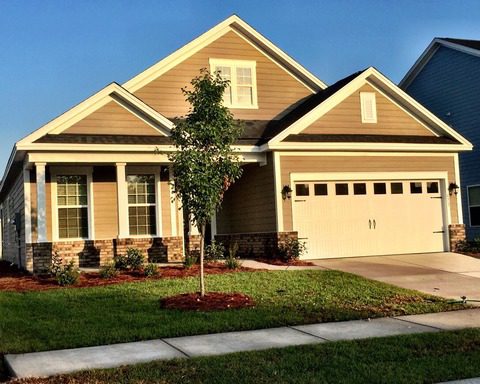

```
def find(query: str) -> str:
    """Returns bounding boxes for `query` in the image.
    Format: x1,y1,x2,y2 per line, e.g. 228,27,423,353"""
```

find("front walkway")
5,308,480,379
310,252,480,301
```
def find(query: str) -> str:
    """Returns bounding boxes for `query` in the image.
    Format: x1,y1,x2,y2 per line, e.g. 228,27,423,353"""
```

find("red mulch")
160,291,255,311
0,261,255,292
256,258,315,266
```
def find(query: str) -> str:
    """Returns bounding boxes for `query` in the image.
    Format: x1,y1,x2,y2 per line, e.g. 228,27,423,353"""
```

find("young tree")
169,69,243,296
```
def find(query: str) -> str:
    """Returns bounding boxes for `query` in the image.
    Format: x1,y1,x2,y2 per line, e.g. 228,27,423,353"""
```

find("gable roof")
122,15,327,94
17,82,174,148
266,66,473,151
400,37,480,88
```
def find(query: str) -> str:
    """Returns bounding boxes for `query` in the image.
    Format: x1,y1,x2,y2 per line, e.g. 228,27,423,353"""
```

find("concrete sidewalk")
5,308,480,379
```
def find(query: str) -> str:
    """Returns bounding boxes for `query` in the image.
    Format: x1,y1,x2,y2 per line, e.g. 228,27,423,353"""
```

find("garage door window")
335,183,349,195
468,186,480,226
314,184,328,196
296,184,309,196
391,182,403,194
427,182,439,193
353,183,366,195
374,183,387,195
410,182,422,194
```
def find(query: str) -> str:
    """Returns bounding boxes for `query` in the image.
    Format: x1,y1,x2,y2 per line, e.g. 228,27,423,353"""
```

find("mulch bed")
256,258,315,267
0,261,255,292
160,292,255,311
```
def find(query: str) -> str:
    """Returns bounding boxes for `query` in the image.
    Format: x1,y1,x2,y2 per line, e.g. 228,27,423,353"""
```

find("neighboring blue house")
400,38,480,240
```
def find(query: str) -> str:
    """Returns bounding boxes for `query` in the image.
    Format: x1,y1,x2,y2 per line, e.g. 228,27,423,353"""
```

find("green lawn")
0,270,464,357
14,329,480,384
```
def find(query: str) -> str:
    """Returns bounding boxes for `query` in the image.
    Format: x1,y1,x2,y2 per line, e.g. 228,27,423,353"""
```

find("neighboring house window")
209,59,258,108
127,175,156,235
468,186,480,226
57,175,88,239
360,92,377,123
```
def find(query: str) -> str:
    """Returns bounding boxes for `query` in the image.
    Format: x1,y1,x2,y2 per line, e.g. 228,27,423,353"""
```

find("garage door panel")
292,179,446,259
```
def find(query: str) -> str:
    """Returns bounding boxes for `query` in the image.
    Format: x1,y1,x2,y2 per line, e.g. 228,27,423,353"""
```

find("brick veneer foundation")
215,231,298,259
27,236,183,274
448,224,466,251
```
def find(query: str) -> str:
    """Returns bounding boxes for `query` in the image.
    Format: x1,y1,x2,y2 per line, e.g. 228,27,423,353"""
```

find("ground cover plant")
8,329,480,384
0,270,465,358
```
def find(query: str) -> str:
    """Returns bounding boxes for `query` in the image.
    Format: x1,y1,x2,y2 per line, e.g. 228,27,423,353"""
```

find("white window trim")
126,166,162,238
51,166,94,242
467,185,480,228
360,92,377,123
209,58,258,109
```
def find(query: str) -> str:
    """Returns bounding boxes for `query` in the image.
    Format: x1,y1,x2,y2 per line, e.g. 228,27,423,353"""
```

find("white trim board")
123,15,326,93
268,67,473,150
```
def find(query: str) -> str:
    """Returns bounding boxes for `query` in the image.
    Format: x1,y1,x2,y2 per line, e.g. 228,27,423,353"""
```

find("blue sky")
1,0,479,171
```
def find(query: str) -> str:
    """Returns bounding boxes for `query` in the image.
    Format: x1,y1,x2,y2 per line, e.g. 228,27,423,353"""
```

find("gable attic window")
360,92,377,123
209,59,258,109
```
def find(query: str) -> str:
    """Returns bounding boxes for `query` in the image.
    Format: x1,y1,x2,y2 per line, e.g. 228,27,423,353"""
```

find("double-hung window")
127,175,156,235
468,186,480,226
57,175,89,239
210,59,258,108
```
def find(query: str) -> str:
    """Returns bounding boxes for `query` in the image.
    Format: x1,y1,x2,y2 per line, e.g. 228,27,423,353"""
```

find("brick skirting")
215,231,298,259
27,236,183,274
448,224,466,252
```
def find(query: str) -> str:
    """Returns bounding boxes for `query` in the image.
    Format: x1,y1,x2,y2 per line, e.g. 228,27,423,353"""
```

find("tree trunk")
199,223,206,297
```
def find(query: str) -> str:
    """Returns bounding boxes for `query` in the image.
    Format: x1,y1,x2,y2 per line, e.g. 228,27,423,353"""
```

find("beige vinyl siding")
279,154,458,231
134,31,312,120
64,101,161,136
1,172,25,265
302,84,436,136
93,167,118,239
217,154,276,234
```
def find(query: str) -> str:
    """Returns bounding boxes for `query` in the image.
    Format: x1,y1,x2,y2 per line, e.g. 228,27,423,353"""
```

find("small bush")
99,263,118,279
228,242,239,259
113,254,129,270
183,254,198,269
50,254,80,286
225,256,240,270
456,238,480,253
126,248,145,271
277,238,307,262
144,263,159,277
205,240,225,261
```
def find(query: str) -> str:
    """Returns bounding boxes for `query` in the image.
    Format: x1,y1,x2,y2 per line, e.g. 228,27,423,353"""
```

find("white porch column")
116,163,128,238
35,163,47,242
23,165,32,244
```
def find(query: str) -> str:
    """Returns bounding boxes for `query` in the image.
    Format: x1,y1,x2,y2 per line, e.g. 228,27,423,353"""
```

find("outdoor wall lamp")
449,182,459,196
281,185,293,200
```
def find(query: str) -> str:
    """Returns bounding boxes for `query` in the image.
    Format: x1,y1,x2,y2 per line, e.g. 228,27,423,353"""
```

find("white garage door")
292,179,446,259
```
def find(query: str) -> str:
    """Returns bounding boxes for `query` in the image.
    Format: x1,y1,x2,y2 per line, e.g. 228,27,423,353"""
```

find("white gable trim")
268,67,473,150
122,15,327,94
17,83,174,146
400,38,480,89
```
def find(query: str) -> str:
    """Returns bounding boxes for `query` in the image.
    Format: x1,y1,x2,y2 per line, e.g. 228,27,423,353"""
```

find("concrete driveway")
311,252,480,302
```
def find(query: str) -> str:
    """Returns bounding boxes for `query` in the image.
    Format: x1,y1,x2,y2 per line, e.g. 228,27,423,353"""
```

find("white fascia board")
400,38,480,89
266,142,471,152
123,15,326,93
268,67,472,150
368,68,473,149
0,146,18,195
17,83,174,146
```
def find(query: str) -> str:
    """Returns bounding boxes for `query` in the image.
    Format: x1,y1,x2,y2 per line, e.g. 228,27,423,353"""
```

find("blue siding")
405,46,480,239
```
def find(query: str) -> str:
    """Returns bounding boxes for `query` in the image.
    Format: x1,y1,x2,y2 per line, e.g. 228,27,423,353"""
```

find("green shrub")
126,248,145,271
50,253,80,286
99,263,118,279
144,263,159,277
277,238,307,262
456,238,480,253
183,253,198,269
225,256,240,270
205,240,225,261
228,242,239,259
113,254,129,270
